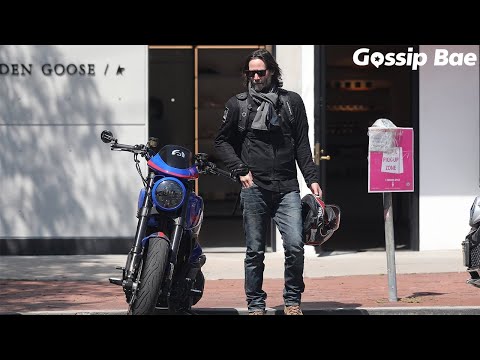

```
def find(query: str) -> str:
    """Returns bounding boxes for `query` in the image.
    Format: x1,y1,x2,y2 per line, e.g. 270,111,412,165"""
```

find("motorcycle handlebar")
102,133,238,183
210,164,238,182
197,160,238,183
111,142,148,155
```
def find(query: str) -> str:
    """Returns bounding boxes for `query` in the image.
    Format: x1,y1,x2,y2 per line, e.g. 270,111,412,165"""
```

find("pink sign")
368,127,414,193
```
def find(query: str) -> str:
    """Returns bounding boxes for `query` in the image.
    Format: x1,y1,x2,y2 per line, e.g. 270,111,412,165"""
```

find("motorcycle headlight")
152,177,186,211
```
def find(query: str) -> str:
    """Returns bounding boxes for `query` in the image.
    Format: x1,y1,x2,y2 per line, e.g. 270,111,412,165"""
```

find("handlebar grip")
111,143,147,156
202,162,238,183
112,143,135,151
215,168,234,178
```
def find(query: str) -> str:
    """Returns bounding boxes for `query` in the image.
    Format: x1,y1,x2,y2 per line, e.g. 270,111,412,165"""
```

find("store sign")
368,127,414,193
0,63,125,76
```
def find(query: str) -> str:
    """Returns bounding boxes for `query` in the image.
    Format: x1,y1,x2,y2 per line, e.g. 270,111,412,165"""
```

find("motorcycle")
100,130,240,314
462,196,480,288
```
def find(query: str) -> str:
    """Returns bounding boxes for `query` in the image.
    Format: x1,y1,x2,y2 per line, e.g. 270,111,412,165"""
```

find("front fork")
121,173,192,298
163,190,192,304
126,172,157,281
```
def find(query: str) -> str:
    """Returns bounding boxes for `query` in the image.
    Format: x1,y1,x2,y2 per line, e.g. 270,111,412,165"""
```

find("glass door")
195,45,266,250
316,45,418,251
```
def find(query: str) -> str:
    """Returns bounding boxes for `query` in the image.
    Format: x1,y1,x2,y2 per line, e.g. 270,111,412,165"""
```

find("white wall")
0,45,148,237
275,45,316,253
419,45,479,250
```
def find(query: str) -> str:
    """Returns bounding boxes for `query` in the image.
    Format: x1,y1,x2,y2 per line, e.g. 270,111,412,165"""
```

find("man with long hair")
214,49,322,315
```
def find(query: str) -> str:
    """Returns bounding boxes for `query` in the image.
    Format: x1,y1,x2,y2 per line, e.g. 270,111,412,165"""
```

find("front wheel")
128,238,170,315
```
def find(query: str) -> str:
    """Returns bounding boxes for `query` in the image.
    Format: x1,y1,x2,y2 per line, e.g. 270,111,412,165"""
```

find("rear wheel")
128,238,170,315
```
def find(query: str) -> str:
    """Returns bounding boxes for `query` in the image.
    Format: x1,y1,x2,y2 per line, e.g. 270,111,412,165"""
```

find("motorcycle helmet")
301,194,341,246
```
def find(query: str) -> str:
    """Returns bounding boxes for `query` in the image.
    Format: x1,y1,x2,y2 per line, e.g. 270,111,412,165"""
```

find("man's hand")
310,182,322,198
232,163,249,178
240,171,254,188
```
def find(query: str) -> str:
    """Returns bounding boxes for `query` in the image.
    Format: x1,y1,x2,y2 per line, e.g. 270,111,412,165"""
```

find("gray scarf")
249,83,279,131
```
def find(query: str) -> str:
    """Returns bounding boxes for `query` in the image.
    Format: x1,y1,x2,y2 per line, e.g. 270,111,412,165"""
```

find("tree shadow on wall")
0,45,143,254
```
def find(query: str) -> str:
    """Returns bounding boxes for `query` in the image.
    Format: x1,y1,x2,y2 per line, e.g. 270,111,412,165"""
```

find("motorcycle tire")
128,238,169,315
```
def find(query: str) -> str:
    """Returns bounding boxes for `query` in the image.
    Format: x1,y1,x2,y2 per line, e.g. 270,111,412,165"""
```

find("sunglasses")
245,69,267,78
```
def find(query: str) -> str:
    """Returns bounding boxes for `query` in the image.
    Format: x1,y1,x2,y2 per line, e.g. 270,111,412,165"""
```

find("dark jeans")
240,184,305,312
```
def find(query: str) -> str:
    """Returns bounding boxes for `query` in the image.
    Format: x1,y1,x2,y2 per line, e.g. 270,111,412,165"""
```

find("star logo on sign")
116,66,125,75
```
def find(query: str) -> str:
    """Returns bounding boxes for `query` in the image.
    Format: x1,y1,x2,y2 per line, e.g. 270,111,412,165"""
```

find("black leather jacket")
214,89,318,192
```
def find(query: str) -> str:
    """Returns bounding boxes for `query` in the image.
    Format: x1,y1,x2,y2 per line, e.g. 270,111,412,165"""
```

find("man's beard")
251,76,272,93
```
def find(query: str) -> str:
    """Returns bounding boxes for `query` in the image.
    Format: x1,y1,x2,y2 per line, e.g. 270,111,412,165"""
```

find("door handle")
314,144,331,164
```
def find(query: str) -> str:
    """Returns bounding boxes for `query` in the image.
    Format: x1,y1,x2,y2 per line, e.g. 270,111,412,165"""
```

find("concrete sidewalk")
1,249,479,315
0,249,467,281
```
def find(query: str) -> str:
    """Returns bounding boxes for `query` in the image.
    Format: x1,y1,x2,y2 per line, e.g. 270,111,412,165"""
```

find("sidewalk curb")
4,306,480,315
